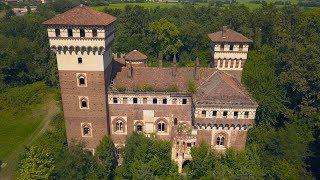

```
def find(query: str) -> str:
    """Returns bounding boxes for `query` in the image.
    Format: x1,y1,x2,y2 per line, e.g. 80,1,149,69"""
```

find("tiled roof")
208,28,252,43
42,5,116,26
194,71,258,108
109,63,257,108
124,50,148,61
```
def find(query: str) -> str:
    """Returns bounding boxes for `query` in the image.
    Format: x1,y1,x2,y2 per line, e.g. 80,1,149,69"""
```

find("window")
177,141,179,145
201,110,206,117
212,111,217,117
68,28,73,37
216,135,225,146
223,111,228,118
229,44,234,51
80,29,85,37
182,98,187,104
234,111,239,118
244,111,249,118
133,98,138,104
172,98,177,104
239,44,243,51
187,143,192,147
220,44,224,51
55,29,60,37
123,97,128,104
116,121,123,132
153,98,157,104
82,123,92,137
78,75,86,86
113,98,118,104
78,57,83,64
136,125,143,132
176,153,179,158
162,98,167,104
174,118,178,126
157,121,165,132
80,98,88,109
143,98,147,104
92,29,97,37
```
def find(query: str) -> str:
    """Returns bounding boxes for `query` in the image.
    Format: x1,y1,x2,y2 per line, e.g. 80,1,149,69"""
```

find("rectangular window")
68,29,73,37
229,44,234,51
92,29,97,37
143,98,147,104
244,111,249,118
201,110,206,117
187,143,192,147
162,98,167,104
182,98,187,104
55,29,60,37
172,98,177,104
80,29,85,37
153,98,157,104
234,111,239,118
220,44,224,51
113,98,118,104
78,57,83,64
223,111,228,118
239,44,243,51
133,97,138,104
123,97,128,104
212,111,217,117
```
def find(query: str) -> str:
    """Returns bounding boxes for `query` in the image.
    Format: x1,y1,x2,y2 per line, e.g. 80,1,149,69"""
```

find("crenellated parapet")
50,45,106,55
193,123,253,131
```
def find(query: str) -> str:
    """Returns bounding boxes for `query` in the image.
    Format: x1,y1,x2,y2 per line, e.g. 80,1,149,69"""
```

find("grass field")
0,82,60,178
93,0,299,11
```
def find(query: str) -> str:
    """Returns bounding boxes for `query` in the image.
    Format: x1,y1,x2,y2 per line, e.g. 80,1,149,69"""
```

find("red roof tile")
124,50,148,61
208,27,252,43
43,5,116,26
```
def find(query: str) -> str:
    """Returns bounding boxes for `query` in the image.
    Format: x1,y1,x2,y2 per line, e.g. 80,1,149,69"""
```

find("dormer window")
55,29,60,37
80,29,85,37
68,28,73,37
92,29,97,37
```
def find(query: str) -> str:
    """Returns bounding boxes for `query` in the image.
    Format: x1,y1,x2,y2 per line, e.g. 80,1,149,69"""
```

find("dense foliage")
2,0,319,178
121,133,178,179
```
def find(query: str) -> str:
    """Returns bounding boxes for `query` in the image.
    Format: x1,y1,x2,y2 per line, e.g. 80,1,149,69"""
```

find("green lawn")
0,82,58,160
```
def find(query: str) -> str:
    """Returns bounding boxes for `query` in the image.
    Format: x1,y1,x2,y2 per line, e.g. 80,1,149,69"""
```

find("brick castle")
43,5,258,172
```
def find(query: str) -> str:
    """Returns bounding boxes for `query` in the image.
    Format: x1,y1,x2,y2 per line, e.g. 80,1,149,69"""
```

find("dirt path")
0,95,60,180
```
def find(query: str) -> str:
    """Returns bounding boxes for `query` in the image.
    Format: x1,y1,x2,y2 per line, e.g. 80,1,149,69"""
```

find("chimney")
127,61,133,78
194,57,200,80
222,26,227,39
158,52,163,67
172,54,177,77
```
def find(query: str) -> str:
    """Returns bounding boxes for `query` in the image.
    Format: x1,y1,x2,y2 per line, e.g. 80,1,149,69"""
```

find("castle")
43,5,258,172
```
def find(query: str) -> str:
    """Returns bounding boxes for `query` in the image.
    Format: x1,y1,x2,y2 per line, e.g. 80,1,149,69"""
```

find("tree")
18,146,55,180
149,18,183,57
95,135,117,179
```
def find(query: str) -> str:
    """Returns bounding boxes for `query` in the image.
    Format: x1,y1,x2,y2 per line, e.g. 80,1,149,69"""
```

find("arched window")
136,124,143,132
82,123,92,137
158,121,166,132
80,97,88,109
116,121,123,132
216,135,225,146
78,75,86,86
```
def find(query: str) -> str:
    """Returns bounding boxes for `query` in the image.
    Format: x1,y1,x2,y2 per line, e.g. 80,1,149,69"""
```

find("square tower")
208,26,252,70
43,5,117,151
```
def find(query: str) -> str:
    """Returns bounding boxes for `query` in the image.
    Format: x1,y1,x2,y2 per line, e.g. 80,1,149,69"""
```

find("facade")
43,5,258,172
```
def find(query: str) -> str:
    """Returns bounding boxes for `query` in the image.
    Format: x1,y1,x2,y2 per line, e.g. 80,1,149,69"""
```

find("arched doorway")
182,160,192,174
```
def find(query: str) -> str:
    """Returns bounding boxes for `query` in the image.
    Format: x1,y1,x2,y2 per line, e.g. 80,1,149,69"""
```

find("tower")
208,26,252,70
43,5,116,152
